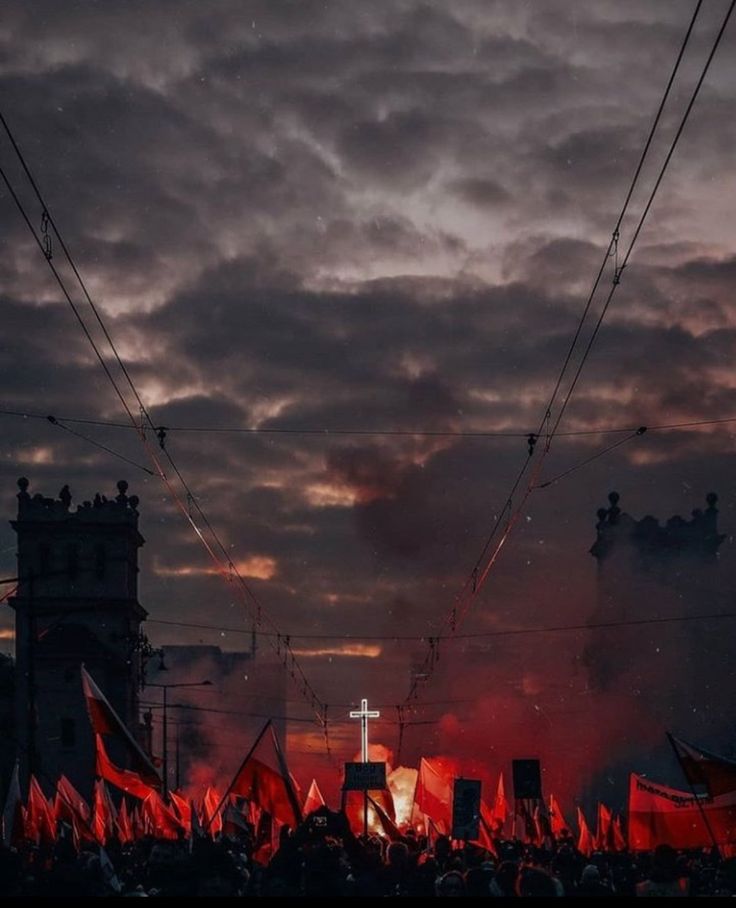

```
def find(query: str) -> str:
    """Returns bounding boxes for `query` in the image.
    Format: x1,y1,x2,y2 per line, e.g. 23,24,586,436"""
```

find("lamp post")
146,680,212,799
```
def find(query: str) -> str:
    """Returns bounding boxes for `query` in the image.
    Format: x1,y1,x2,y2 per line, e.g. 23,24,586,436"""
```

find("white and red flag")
414,757,452,831
303,779,326,815
82,665,160,789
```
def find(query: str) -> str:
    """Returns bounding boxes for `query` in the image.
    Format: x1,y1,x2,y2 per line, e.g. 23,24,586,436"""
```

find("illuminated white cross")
349,698,380,762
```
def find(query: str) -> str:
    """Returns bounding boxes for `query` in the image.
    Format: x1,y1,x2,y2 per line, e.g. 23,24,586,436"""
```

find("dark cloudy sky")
2,1,736,801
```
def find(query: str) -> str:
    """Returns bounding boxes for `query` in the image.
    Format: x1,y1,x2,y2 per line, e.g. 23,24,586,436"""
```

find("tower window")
95,544,106,580
61,717,75,748
67,544,79,581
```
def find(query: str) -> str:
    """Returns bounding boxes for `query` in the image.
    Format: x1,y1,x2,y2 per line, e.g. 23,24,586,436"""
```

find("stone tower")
588,490,730,741
10,477,147,795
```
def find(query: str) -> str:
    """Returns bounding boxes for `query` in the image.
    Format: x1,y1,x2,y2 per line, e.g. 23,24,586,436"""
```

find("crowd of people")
1,806,735,897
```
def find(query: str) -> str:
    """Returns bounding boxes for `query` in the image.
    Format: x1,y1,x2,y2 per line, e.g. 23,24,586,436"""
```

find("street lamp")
146,680,213,799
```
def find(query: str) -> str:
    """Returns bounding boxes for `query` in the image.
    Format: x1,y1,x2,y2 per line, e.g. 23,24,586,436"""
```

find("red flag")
92,779,117,845
473,802,499,857
216,722,301,831
491,773,508,832
368,794,403,841
415,758,452,830
628,772,736,851
169,790,192,832
595,802,613,851
577,806,594,857
612,814,627,851
27,776,55,846
268,724,303,827
54,775,94,844
229,757,301,829
202,786,222,836
190,799,205,840
2,760,24,847
55,775,91,826
117,799,134,844
426,815,442,847
670,735,736,798
82,666,160,788
549,794,570,837
223,801,251,837
95,734,157,801
253,811,273,864
142,791,184,839
303,779,326,815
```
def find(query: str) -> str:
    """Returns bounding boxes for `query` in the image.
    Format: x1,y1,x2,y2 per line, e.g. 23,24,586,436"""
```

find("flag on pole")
368,794,403,841
142,790,185,839
414,757,452,830
577,806,594,857
223,801,251,837
95,734,157,800
92,779,117,845
224,724,302,829
229,758,301,828
81,665,160,788
202,786,222,836
595,802,613,851
628,772,736,851
473,802,499,857
117,799,134,844
303,779,326,815
669,735,736,798
54,775,94,845
27,776,55,846
491,773,508,832
169,790,192,832
190,798,204,840
55,775,91,826
612,814,627,851
549,794,570,836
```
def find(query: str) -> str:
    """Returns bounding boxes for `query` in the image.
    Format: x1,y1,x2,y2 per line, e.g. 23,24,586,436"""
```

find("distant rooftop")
14,477,140,524
590,490,725,560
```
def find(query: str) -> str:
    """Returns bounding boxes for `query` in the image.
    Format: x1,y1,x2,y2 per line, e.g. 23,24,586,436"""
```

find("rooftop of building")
14,477,140,524
590,490,725,560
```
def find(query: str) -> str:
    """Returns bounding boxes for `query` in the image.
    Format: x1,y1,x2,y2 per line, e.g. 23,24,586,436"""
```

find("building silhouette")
588,490,732,743
10,477,147,793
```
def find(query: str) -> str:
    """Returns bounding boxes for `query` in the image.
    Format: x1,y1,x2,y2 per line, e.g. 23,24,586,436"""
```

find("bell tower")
10,477,147,794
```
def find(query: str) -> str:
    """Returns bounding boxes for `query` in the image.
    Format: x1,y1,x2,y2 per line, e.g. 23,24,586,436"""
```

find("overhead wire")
0,114,328,729
402,0,733,705
2,404,736,440
1,0,733,740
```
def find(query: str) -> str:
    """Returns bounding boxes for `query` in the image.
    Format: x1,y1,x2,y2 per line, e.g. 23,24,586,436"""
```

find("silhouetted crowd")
2,808,735,897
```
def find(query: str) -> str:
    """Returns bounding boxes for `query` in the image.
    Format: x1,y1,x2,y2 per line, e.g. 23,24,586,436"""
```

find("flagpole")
666,732,721,857
410,764,420,835
269,723,303,827
204,719,272,832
